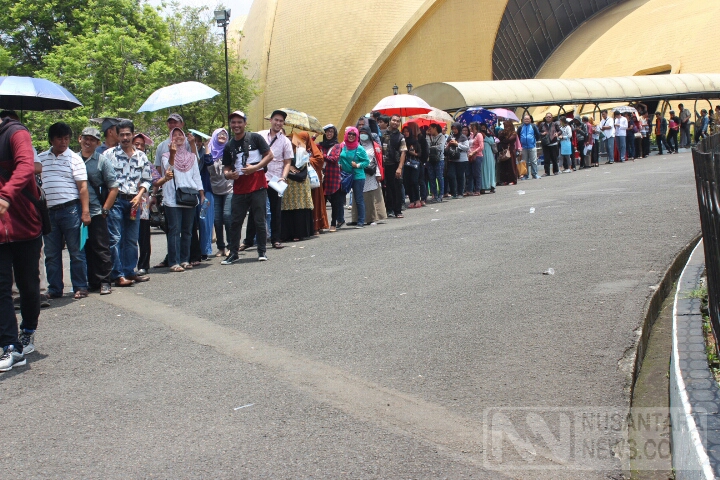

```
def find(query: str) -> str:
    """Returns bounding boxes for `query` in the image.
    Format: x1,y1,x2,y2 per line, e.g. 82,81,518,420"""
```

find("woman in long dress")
352,126,386,224
296,131,329,235
497,120,519,185
479,124,496,194
280,133,315,242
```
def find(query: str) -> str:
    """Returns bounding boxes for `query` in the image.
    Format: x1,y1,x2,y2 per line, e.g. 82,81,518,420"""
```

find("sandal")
191,261,201,266
153,261,168,269
180,262,193,269
73,290,89,299
396,214,404,218
215,250,226,257
170,265,185,272
272,242,285,249
237,244,250,252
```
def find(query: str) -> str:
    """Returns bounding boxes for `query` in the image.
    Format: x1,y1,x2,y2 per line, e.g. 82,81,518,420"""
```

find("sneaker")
0,345,25,372
19,331,34,355
100,283,112,295
40,294,50,308
258,254,268,262
221,253,240,265
369,222,377,226
355,225,364,229
534,175,542,179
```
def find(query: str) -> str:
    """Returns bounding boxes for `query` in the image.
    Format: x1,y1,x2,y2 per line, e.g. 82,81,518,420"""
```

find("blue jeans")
604,137,615,163
352,178,365,226
214,193,232,250
108,197,141,280
196,191,214,256
166,206,195,266
447,161,466,196
616,135,626,162
44,202,87,294
468,159,483,192
427,161,444,198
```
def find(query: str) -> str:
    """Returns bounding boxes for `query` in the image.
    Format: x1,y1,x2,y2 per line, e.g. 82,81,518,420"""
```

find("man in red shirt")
221,111,273,264
0,117,43,372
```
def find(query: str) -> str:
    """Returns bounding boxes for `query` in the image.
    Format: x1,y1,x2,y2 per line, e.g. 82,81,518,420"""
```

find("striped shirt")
37,148,87,207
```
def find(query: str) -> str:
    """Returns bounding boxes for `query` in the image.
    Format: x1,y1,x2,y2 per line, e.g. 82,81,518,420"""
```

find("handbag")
175,185,199,207
340,171,354,193
307,164,321,189
364,159,377,176
498,147,512,162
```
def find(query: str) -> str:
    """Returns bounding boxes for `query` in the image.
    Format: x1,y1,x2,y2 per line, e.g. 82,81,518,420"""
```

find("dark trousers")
87,214,114,288
681,122,691,147
542,144,559,174
190,215,201,262
403,165,420,202
0,237,41,351
447,161,466,196
246,186,282,245
641,136,651,157
384,166,403,215
328,189,345,226
591,142,599,164
137,219,151,271
228,188,267,256
656,134,670,154
668,130,679,152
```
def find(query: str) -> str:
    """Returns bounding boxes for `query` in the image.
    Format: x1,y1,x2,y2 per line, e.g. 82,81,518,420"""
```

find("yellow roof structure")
411,74,720,112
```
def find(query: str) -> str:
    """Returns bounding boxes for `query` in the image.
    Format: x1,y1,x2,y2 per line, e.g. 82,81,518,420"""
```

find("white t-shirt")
37,148,87,207
614,116,628,137
599,117,615,139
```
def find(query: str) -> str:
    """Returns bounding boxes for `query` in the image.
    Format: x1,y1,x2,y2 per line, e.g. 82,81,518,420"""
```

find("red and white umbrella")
372,94,432,117
490,108,519,122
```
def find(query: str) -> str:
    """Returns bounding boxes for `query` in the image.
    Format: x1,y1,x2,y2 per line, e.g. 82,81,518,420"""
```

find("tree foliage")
0,0,257,150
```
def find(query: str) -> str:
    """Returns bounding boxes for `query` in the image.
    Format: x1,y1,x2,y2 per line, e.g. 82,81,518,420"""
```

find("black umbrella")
0,76,83,111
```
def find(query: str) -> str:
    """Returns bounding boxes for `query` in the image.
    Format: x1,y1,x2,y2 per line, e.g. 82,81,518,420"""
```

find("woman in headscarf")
157,128,205,272
479,124,496,193
339,127,370,228
207,128,233,257
353,125,386,224
402,123,422,208
444,122,469,198
497,120,519,185
293,131,328,235
317,125,344,232
281,133,315,242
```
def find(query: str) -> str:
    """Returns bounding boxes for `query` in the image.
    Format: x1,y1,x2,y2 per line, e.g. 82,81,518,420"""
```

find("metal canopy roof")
411,74,720,111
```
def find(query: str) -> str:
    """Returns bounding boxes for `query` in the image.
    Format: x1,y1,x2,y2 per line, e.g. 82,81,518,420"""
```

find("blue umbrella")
456,107,497,130
0,76,83,111
137,81,220,113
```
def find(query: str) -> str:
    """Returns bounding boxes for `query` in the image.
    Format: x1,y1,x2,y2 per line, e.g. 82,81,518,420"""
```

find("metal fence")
692,133,720,353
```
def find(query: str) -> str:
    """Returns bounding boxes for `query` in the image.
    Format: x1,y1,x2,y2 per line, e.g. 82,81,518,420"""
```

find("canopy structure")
411,74,720,112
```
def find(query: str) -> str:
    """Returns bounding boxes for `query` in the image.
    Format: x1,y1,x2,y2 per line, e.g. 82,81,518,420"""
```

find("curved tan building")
237,0,718,131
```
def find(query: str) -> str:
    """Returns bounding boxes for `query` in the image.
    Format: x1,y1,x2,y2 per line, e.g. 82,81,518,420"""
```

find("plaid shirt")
321,144,342,195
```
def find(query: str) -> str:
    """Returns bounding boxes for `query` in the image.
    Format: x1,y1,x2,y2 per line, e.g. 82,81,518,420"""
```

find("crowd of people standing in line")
0,99,710,372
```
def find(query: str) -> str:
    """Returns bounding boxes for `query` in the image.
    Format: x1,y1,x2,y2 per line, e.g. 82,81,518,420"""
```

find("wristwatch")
101,208,110,216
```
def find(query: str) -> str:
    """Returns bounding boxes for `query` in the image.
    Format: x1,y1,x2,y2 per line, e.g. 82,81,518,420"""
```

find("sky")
148,0,253,18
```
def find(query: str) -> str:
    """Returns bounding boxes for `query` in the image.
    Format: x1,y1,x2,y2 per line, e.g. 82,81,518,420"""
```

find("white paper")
269,176,287,196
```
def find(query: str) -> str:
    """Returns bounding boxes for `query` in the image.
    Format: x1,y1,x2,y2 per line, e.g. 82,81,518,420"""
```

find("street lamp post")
406,82,413,94
392,84,399,95
214,8,232,119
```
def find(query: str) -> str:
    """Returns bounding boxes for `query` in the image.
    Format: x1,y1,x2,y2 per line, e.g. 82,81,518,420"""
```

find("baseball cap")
167,113,183,123
229,110,247,120
270,109,287,120
98,117,121,133
81,127,102,140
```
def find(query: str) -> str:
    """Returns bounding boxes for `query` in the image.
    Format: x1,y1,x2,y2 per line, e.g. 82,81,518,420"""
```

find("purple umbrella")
490,108,519,122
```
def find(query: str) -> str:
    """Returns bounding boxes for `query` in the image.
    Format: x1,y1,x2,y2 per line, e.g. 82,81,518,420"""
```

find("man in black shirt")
381,115,407,218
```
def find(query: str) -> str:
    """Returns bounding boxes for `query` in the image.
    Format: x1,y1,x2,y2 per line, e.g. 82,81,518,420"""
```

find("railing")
691,133,720,354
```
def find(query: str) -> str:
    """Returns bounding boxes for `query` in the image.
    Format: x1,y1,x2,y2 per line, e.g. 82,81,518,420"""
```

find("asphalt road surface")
2,153,700,478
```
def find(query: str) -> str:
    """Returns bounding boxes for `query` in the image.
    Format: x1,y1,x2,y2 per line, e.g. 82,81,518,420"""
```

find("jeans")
541,144,559,174
86,214,113,288
214,193,232,251
352,178,365,225
521,148,538,178
656,134,670,154
604,137,615,163
668,130,679,152
383,166,403,216
427,161,444,199
44,201,87,294
0,237,41,352
447,161,466,196
403,165,419,203
196,191,214,256
108,197,141,280
166,206,195,266
228,188,268,256
329,189,345,226
246,186,282,246
616,135,626,162
680,122,691,147
419,165,428,201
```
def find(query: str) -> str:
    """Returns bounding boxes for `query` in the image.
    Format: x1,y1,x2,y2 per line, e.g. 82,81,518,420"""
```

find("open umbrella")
406,107,454,126
372,94,432,117
0,76,82,111
404,118,447,129
456,107,497,130
188,129,210,140
137,81,220,113
613,106,638,114
265,108,324,134
490,108,519,122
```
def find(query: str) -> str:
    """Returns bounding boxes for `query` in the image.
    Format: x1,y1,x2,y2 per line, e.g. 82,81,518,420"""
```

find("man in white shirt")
599,110,616,164
36,122,91,299
613,111,628,163
242,110,293,250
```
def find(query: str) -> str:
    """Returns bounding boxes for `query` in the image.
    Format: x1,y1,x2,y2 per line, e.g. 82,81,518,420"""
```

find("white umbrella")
613,106,638,114
137,81,220,113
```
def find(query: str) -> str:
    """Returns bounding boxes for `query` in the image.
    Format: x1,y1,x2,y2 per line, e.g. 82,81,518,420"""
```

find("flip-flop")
153,261,168,269
73,290,89,299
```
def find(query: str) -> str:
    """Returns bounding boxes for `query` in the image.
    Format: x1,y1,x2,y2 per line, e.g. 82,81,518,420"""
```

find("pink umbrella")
372,94,432,117
490,108,519,122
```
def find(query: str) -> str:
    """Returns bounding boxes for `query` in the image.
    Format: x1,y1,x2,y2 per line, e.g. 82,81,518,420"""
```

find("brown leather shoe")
127,274,150,283
114,277,134,287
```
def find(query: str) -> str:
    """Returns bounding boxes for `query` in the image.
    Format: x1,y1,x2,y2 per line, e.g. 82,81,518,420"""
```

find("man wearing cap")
79,127,119,295
221,111,274,264
96,118,121,154
101,120,153,286
243,109,292,250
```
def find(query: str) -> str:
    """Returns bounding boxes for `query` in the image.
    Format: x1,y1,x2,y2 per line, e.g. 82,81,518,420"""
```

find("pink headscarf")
344,126,359,150
166,128,196,173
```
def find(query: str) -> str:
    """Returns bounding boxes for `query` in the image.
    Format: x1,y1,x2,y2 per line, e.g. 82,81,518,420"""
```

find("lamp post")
392,84,399,95
214,8,232,119
406,82,413,94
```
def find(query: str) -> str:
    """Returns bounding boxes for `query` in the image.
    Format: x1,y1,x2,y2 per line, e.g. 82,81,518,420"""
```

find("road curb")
671,239,719,479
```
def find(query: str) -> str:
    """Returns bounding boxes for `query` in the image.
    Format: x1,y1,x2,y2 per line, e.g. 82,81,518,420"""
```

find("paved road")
2,153,700,478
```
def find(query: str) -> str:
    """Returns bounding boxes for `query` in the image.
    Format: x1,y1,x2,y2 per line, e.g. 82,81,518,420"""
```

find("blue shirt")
519,124,537,150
